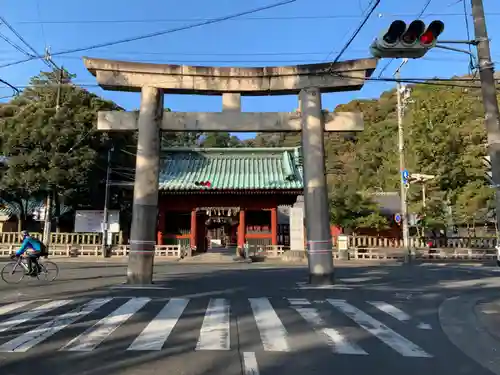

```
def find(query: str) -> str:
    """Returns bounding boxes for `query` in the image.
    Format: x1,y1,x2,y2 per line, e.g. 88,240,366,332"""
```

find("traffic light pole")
470,0,500,243
395,60,411,263
102,146,113,257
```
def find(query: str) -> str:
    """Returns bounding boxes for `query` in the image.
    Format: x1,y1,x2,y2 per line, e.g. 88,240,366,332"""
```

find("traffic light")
370,20,444,59
194,181,212,188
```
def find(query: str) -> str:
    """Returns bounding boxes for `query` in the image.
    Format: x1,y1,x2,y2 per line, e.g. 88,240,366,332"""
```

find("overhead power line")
0,14,60,71
25,55,491,66
0,32,33,57
328,0,381,64
0,78,20,95
14,12,500,24
0,0,297,70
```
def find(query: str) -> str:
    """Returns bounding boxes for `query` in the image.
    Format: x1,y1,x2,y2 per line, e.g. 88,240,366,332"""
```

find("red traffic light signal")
370,19,444,59
194,181,212,188
419,20,444,46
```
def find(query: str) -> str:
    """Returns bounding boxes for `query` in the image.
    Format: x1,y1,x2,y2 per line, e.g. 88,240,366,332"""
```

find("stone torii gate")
83,57,377,285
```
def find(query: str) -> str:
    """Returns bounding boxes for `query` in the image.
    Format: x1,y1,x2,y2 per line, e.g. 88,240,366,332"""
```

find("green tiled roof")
159,147,304,191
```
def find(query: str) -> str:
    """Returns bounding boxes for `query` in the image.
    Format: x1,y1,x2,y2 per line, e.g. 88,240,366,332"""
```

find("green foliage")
200,132,241,147
328,179,388,232
1,68,493,235
454,181,494,227
251,82,494,232
0,68,130,225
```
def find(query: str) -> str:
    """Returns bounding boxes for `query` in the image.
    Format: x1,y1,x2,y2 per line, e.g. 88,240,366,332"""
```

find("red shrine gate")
155,147,302,252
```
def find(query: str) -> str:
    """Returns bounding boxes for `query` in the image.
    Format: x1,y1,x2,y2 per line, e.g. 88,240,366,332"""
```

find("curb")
439,293,500,375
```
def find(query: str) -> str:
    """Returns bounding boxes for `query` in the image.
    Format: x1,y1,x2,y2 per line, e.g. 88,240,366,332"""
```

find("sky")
0,0,498,140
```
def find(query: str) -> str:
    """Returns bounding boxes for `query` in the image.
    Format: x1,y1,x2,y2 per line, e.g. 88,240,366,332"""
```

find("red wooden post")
238,209,246,248
157,208,165,245
190,209,197,249
271,207,278,245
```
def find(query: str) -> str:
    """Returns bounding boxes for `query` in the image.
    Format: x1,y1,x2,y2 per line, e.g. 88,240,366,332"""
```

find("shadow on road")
0,262,497,375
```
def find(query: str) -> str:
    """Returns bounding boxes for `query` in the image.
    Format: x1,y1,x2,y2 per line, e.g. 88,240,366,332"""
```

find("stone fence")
0,244,181,258
348,236,497,250
0,232,123,245
0,232,497,261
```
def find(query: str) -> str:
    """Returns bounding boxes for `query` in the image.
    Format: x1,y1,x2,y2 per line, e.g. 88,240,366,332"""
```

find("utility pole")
42,67,64,245
394,59,411,262
102,146,113,257
471,0,500,243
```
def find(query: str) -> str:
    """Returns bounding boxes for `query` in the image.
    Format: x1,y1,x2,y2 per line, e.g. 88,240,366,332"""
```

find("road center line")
242,352,260,375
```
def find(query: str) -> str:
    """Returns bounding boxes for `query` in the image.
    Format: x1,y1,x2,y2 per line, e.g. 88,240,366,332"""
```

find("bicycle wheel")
1,262,26,284
38,261,59,282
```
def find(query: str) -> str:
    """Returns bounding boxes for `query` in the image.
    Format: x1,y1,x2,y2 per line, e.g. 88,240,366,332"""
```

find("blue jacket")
16,237,42,256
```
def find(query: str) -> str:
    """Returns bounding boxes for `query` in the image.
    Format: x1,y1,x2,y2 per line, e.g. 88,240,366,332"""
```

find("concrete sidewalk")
476,298,500,342
439,294,500,375
0,256,403,267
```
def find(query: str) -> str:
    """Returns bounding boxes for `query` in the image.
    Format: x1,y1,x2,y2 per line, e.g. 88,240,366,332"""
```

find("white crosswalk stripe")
327,299,432,358
196,298,230,351
0,299,72,333
0,298,113,352
293,306,367,355
367,301,411,322
0,297,433,357
62,297,150,352
128,298,189,351
249,297,290,352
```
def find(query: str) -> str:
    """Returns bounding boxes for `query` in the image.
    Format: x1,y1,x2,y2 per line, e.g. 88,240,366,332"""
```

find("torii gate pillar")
300,87,333,284
128,86,163,284
84,57,378,285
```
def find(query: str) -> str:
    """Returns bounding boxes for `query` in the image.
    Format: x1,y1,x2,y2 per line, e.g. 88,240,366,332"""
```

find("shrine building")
157,147,304,252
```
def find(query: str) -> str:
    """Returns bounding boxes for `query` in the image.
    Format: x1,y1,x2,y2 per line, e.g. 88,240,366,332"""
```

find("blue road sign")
394,213,402,224
402,170,409,183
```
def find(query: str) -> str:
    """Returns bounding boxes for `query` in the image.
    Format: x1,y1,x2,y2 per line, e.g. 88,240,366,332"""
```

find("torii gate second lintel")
83,57,378,286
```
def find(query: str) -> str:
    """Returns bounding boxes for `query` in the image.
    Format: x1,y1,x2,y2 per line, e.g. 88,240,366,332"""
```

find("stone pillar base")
309,272,334,285
339,249,350,260
404,252,415,264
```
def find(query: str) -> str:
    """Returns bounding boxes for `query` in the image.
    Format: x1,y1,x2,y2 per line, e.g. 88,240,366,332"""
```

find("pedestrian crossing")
0,296,433,357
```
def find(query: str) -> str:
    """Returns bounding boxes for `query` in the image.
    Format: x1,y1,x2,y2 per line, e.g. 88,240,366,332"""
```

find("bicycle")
1,254,59,284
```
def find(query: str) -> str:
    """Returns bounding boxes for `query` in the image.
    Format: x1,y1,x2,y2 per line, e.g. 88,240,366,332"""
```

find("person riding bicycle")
14,230,46,276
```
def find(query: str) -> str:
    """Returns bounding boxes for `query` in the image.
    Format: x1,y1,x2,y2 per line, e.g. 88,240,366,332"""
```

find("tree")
328,179,388,233
0,68,127,229
200,132,241,147
454,181,494,236
247,75,494,235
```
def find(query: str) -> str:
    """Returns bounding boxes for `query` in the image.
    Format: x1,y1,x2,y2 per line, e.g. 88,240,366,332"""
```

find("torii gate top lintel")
89,57,378,284
83,57,378,95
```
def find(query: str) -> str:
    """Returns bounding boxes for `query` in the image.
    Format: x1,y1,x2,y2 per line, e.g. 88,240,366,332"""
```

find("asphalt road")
0,260,498,375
